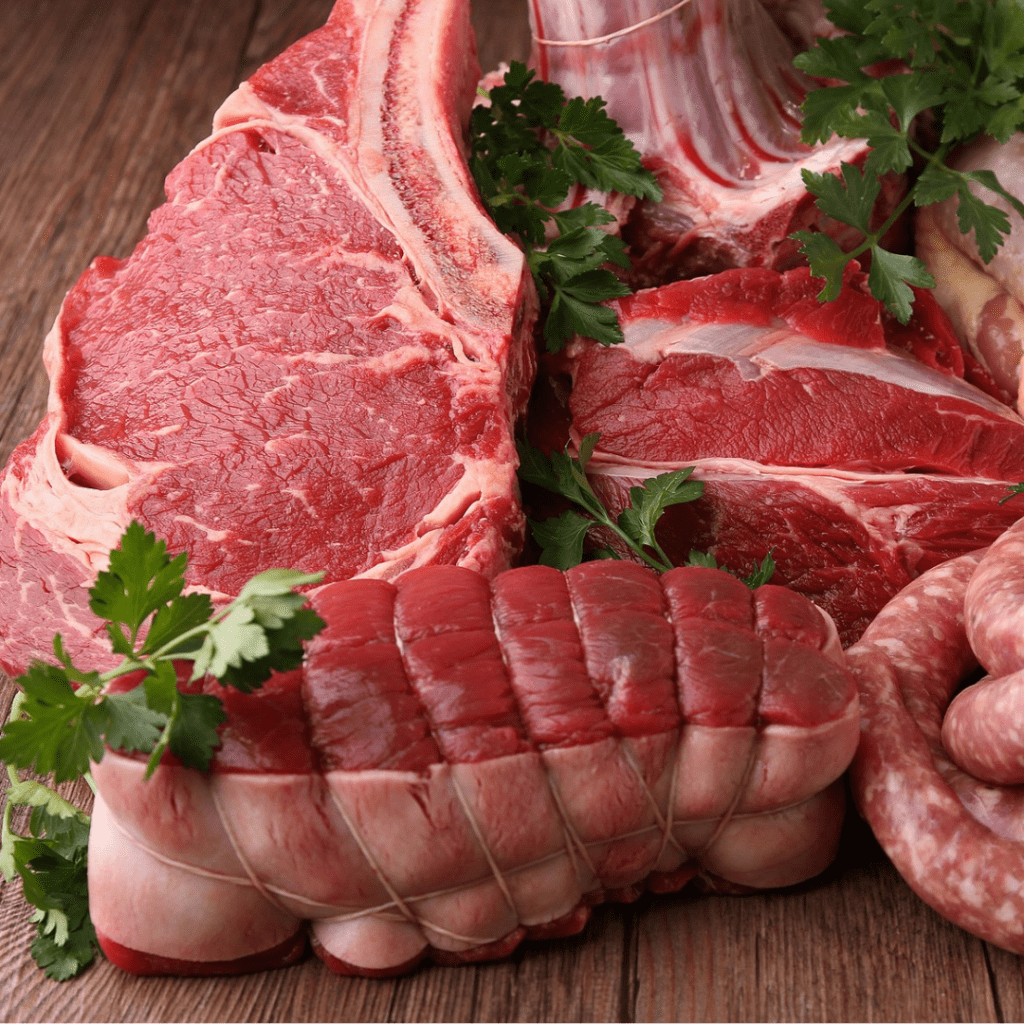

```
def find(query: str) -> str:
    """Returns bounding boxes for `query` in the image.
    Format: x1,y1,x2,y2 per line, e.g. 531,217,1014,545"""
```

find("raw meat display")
537,266,1024,644
0,0,537,679
527,0,902,285
88,560,859,976
7,0,1024,990
847,537,1024,956
916,133,1024,411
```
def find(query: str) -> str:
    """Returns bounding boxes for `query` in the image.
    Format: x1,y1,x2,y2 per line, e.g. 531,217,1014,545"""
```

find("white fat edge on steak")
2,318,156,585
355,451,518,581
587,451,1020,489
606,316,1024,420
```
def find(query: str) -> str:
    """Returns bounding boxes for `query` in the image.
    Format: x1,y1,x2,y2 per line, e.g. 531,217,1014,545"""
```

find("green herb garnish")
470,61,662,351
0,751,96,980
685,548,778,589
791,0,1024,322
0,522,325,979
0,521,324,782
1000,482,1024,504
517,434,773,586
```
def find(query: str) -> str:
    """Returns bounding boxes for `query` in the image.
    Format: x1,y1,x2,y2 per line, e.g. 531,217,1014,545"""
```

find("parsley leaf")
0,664,106,784
1,763,97,980
687,549,777,588
518,435,774,584
90,521,188,654
618,470,704,555
0,523,326,780
471,61,661,350
529,509,596,570
1000,482,1024,505
0,522,329,980
792,0,1024,321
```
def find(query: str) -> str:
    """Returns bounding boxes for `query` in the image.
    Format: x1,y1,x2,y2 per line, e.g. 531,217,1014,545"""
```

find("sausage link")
849,550,1024,954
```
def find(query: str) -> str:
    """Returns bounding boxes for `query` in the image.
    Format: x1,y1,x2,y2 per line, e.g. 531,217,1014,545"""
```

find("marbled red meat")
540,267,1024,643
0,0,536,677
88,561,859,976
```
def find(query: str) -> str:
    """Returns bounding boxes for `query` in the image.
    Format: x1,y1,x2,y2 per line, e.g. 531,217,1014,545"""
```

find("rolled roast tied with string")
88,561,859,977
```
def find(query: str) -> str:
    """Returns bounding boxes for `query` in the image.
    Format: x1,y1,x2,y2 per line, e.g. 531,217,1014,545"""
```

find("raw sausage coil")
849,549,1024,953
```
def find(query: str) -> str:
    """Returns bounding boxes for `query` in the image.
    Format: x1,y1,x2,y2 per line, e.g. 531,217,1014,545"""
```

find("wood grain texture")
0,1,1022,1021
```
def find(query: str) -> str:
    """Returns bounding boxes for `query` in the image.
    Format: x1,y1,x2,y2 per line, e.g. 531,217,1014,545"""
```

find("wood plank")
466,907,629,1023
634,812,1018,1022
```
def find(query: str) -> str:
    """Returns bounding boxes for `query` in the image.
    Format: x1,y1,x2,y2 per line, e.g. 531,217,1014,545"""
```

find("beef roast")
87,561,859,976
0,0,536,677
539,267,1024,643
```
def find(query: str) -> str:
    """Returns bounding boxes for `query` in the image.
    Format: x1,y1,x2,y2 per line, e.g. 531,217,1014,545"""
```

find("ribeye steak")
0,0,536,677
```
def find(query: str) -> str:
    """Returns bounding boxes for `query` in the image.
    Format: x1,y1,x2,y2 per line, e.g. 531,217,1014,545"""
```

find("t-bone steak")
0,0,536,678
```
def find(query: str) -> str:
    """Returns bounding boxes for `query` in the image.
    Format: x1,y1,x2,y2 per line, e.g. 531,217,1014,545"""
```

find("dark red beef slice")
672,620,763,727
172,562,861,776
754,583,835,650
632,470,958,646
304,580,440,772
660,567,761,727
489,564,614,748
758,638,859,727
566,341,1024,477
661,565,753,626
207,667,313,773
392,566,530,763
564,561,679,736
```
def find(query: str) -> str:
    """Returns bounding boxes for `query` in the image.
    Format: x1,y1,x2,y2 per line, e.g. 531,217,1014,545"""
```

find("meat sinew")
527,0,902,285
537,267,1024,644
0,0,536,678
88,561,859,977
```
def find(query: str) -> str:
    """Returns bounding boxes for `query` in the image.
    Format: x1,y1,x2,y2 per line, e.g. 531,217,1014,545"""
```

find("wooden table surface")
1,2,1023,1021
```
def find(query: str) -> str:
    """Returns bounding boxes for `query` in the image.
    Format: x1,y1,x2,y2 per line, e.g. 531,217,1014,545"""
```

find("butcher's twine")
532,0,693,47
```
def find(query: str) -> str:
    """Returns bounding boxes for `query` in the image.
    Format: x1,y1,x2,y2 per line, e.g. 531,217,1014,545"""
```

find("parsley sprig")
791,0,1024,322
0,522,326,980
0,521,325,782
517,435,774,587
0,749,97,980
470,61,662,350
